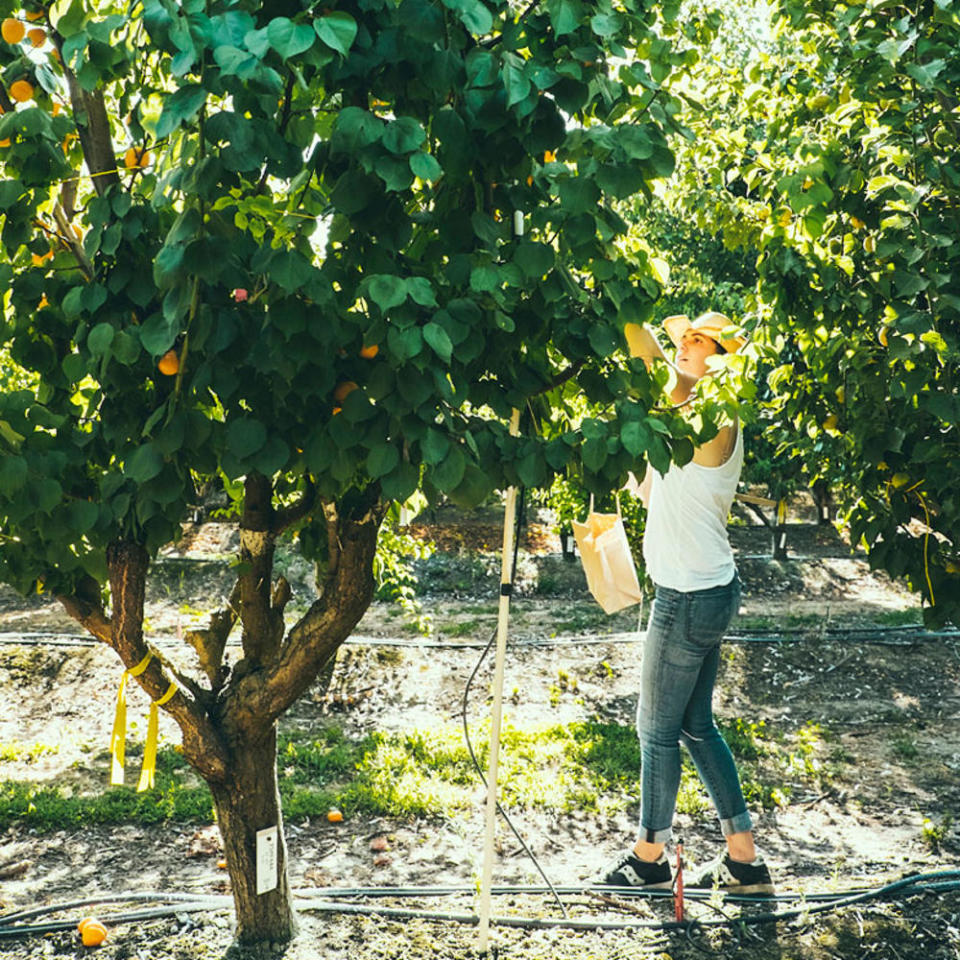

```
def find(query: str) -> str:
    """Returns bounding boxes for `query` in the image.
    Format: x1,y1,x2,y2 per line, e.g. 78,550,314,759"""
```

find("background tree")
664,0,960,621
0,0,749,943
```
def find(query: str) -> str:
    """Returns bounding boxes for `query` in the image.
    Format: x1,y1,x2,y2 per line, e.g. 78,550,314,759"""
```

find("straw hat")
663,312,745,354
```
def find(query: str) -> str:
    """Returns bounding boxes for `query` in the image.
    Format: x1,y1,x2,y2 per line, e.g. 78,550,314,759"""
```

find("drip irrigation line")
2,872,959,941
0,624,955,651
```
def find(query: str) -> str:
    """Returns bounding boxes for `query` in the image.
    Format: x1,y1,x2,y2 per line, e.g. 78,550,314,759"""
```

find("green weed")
0,717,832,831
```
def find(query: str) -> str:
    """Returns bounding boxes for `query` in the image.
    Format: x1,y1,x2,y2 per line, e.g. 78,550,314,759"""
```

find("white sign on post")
256,826,278,895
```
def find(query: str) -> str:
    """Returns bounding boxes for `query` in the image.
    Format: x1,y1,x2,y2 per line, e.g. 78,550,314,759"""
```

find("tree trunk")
208,723,297,945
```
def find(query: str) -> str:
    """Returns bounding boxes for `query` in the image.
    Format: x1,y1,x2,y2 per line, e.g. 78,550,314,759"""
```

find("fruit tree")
665,0,960,625
0,0,743,943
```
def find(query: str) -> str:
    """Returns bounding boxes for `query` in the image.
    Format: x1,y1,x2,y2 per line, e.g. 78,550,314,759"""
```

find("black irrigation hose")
3,872,960,940
1,625,956,651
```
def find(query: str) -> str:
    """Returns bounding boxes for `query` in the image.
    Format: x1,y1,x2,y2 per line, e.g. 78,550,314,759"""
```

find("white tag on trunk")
256,826,278,895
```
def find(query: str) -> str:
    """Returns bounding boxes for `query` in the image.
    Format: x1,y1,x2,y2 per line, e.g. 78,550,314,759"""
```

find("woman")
602,312,773,894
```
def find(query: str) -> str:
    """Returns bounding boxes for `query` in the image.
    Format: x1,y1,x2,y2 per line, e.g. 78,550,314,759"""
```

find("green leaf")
410,152,442,181
448,463,493,508
36,477,63,513
548,0,582,37
267,17,316,58
226,418,267,459
503,53,531,108
421,428,450,465
620,421,650,457
431,444,466,492
380,461,419,502
0,180,24,210
314,11,358,56
331,107,383,153
383,117,427,155
213,45,258,78
87,323,115,359
156,85,208,139
406,277,438,307
590,12,621,36
139,312,178,355
125,444,164,483
366,275,408,312
423,322,453,363
514,241,555,279
0,455,27,495
367,443,401,478
68,500,100,533
270,250,315,293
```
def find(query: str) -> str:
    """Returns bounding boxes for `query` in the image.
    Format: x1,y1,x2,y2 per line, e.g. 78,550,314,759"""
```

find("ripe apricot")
9,79,34,102
158,349,179,376
359,343,378,359
27,26,45,46
1,18,24,44
327,808,344,822
80,920,107,946
543,150,556,162
124,146,151,169
25,10,45,21
333,380,358,402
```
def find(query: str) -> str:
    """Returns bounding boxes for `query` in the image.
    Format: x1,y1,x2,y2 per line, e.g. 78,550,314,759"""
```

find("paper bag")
572,496,643,614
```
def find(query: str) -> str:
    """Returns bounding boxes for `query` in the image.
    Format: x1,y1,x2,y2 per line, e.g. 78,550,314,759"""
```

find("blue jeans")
636,576,752,843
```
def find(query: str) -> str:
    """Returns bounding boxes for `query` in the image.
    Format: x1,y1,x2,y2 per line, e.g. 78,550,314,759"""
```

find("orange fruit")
27,26,45,46
878,326,889,347
9,79,34,102
543,150,556,163
0,138,9,148
327,808,343,823
1,18,24,44
124,146,151,169
158,349,179,376
77,917,97,933
850,216,866,230
25,10,44,21
38,294,49,308
31,250,52,266
333,380,358,402
216,858,227,869
80,920,107,946
359,344,378,359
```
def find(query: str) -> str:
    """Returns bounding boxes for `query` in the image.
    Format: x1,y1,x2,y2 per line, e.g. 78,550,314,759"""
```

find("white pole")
477,407,521,952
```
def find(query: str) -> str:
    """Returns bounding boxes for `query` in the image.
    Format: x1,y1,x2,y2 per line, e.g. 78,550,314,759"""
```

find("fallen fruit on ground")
327,808,343,822
80,920,108,946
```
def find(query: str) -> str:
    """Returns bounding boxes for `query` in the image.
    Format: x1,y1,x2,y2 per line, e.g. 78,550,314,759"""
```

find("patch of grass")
871,607,923,626
0,717,833,831
0,741,60,764
890,734,919,760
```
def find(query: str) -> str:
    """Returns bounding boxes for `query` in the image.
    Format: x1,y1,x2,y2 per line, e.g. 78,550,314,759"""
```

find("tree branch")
184,578,242,688
106,541,229,783
271,478,316,535
227,491,387,731
56,575,110,644
51,31,120,196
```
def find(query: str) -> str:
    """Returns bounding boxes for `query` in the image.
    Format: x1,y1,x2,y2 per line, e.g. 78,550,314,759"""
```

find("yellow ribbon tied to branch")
109,651,178,792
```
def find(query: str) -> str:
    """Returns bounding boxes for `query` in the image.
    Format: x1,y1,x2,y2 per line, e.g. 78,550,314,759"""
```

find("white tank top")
642,423,742,592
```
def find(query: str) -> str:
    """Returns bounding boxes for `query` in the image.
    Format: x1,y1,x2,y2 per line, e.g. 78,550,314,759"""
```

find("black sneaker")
687,850,774,895
600,851,672,889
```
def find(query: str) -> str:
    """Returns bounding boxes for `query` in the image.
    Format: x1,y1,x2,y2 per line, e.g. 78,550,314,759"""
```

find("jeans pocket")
689,583,739,647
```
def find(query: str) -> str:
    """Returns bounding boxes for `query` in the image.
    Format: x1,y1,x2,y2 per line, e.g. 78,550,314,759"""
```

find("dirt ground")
1,510,959,960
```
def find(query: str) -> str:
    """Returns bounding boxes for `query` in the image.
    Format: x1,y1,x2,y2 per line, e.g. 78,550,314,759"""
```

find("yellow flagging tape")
109,652,178,791
109,652,153,786
137,682,178,793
